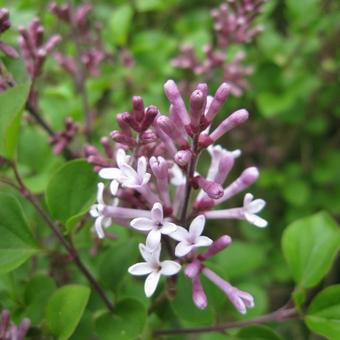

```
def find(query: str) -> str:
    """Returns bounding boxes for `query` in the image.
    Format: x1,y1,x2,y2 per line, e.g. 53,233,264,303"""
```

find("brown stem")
26,102,55,136
154,306,298,337
10,163,114,312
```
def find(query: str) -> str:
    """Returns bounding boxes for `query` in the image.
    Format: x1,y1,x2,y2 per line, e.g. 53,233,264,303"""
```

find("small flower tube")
200,235,232,260
192,276,208,310
205,82,231,122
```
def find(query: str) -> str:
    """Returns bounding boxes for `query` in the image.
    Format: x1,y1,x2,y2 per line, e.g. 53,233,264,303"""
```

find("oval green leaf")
0,192,38,273
46,284,90,340
0,81,30,159
305,285,340,339
96,298,146,340
46,160,98,228
282,211,340,288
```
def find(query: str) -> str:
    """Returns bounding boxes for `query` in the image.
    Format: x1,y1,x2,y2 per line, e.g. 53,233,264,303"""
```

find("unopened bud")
174,149,191,166
195,176,224,199
140,105,158,131
200,235,232,260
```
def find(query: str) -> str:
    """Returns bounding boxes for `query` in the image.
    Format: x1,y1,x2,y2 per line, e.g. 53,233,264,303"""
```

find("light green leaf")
305,285,340,339
282,211,340,289
110,4,133,46
96,298,146,340
0,193,38,273
0,82,30,159
46,284,90,340
236,325,283,339
46,160,98,230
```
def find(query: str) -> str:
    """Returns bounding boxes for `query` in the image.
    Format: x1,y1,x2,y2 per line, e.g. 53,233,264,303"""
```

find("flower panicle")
88,79,267,314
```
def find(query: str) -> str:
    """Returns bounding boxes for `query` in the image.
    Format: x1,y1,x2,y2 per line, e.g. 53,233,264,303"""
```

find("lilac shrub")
88,80,267,313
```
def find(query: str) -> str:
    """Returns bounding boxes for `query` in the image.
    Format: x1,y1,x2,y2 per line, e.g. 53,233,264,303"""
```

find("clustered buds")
18,18,61,79
171,0,266,96
49,118,79,155
49,2,106,80
0,8,18,59
0,310,30,340
87,79,267,314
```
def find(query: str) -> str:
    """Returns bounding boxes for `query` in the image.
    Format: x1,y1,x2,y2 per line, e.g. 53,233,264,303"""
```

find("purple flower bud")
100,137,113,159
164,80,190,126
190,89,206,128
0,41,18,58
215,166,259,204
200,235,231,260
198,133,214,149
209,109,249,142
174,149,191,166
132,96,144,121
205,82,231,122
44,34,61,53
122,112,140,132
17,318,31,340
192,276,208,310
140,130,157,143
116,113,132,135
111,130,136,147
195,176,224,199
156,116,188,147
140,105,158,131
0,310,10,336
184,260,201,278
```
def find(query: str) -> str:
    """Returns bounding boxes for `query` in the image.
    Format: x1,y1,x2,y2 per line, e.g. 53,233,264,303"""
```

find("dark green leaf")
46,284,90,340
46,160,98,230
305,285,340,339
0,193,38,273
96,298,146,340
236,325,283,339
282,212,340,289
0,82,30,159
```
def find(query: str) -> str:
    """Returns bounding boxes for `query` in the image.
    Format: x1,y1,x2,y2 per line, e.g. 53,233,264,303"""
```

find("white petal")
137,156,147,177
110,180,119,195
246,198,266,213
146,229,162,249
116,149,127,168
128,262,153,276
94,216,105,239
160,222,177,235
243,193,254,206
141,173,151,185
244,213,268,228
99,168,122,180
96,182,105,204
175,242,193,257
237,290,255,308
195,236,213,248
151,202,163,224
130,217,154,231
102,217,112,228
90,205,99,217
144,271,161,297
189,215,206,240
121,164,138,180
160,260,181,276
139,243,153,263
169,226,189,242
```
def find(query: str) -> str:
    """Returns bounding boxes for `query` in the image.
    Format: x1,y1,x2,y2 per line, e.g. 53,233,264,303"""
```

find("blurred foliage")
0,0,339,339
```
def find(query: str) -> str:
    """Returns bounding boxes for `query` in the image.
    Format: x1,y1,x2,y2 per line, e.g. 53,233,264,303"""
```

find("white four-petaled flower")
89,183,112,239
130,202,178,249
99,149,151,189
128,243,181,297
171,215,213,257
243,193,267,228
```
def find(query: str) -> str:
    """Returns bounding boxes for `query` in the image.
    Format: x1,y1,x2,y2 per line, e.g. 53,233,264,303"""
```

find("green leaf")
282,211,340,288
109,5,133,46
236,325,283,339
305,285,340,339
46,284,90,340
46,160,98,230
171,272,214,326
0,193,38,273
96,298,146,340
0,82,30,159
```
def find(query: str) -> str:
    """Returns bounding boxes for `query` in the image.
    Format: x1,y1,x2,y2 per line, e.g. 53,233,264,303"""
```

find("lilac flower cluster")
49,2,106,80
88,80,267,313
172,0,265,96
0,310,30,340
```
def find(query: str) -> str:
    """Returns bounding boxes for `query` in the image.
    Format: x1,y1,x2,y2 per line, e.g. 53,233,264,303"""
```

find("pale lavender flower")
128,243,181,297
130,202,178,249
171,215,213,257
